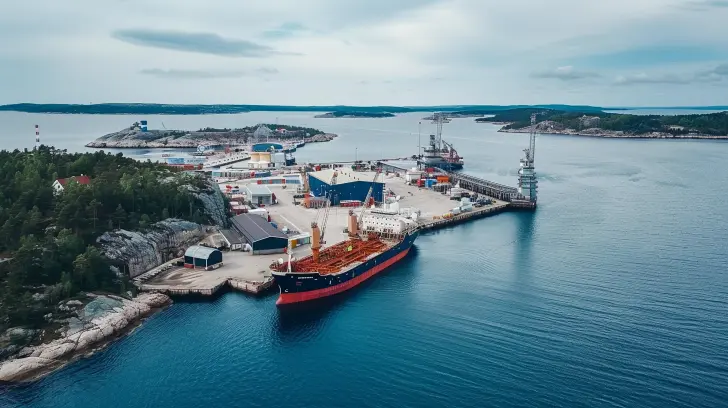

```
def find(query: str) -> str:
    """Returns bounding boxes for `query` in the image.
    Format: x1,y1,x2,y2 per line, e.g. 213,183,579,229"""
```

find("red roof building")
52,175,91,193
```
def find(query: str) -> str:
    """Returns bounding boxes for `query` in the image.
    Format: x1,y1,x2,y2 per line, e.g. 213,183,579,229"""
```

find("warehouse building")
245,184,274,205
231,213,288,255
308,169,384,205
184,246,223,269
219,229,243,251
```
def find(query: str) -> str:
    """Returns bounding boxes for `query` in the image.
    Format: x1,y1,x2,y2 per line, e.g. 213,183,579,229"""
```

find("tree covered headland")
476,108,728,136
0,147,214,328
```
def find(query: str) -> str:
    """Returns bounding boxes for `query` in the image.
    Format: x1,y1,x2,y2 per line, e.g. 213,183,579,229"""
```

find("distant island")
86,123,336,148
0,103,614,115
314,111,395,118
476,108,728,139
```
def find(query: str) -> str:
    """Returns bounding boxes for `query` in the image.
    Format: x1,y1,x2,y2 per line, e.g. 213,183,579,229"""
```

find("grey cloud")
531,66,601,80
682,0,728,10
139,67,279,79
139,69,248,79
256,67,280,74
112,29,300,57
614,73,692,85
615,64,728,85
262,22,307,39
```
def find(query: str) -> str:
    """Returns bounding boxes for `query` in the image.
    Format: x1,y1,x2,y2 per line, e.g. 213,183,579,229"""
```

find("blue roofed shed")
184,245,223,269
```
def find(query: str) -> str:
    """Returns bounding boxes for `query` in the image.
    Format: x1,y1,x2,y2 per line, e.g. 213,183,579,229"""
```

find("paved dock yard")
138,170,509,297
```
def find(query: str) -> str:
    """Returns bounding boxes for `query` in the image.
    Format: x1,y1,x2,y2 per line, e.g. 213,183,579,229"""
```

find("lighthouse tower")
35,125,40,149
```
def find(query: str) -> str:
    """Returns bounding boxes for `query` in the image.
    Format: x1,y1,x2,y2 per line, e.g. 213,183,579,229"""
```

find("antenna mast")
528,113,536,163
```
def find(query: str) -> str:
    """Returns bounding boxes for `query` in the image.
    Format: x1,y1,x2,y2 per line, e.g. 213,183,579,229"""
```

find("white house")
52,175,91,194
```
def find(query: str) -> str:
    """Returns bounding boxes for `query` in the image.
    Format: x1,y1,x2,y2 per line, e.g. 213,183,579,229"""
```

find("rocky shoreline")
499,127,728,139
0,293,171,383
85,124,337,149
486,121,728,140
314,112,394,118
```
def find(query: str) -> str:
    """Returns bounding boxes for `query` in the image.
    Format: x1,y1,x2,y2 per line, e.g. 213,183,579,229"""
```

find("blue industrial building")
252,142,283,152
308,169,383,205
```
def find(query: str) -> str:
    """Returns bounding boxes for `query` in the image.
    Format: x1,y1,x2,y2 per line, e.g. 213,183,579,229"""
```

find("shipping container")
436,176,449,183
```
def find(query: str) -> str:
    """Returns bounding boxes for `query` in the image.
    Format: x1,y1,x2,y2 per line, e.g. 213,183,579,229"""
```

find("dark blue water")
1,112,728,407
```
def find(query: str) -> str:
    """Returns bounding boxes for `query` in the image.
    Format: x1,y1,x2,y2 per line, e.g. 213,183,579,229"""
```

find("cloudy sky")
2,0,728,106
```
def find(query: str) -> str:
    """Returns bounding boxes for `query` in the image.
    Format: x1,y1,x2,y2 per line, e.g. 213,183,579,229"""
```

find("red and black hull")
273,231,418,305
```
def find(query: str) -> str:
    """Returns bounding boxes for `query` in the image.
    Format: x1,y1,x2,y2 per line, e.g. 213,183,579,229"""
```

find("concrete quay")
134,169,523,299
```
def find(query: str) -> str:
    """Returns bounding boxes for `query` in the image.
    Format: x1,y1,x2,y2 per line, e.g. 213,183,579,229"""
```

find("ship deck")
276,236,394,275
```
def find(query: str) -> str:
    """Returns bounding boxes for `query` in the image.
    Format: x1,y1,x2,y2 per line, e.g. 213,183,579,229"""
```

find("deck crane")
355,168,382,240
310,170,337,262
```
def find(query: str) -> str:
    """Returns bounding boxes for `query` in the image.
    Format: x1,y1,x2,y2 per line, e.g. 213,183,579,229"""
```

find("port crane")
311,170,337,262
354,167,382,240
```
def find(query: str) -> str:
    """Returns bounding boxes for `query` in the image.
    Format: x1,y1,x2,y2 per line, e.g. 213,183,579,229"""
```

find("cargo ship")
271,171,419,305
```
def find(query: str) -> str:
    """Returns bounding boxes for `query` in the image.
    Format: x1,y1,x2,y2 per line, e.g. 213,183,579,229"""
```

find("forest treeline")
0,147,213,328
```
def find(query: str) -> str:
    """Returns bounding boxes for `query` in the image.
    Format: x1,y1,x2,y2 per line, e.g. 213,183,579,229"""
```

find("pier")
203,152,250,168
138,276,274,297
419,201,511,231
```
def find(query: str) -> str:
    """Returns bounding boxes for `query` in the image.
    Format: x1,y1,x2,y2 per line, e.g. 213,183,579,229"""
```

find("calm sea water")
1,111,727,407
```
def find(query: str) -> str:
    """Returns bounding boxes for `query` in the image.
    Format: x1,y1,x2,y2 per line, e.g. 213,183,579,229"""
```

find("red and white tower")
35,124,40,149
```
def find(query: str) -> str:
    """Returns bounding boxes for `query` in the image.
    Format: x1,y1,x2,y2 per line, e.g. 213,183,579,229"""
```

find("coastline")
85,132,337,149
0,293,171,383
499,127,728,140
313,112,395,118
482,122,728,140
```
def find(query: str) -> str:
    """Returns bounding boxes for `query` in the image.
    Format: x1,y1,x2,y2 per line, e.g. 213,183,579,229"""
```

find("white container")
248,208,268,219
452,207,461,215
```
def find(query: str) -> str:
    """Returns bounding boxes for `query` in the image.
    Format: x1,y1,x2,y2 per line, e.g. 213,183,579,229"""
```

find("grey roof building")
230,213,287,255
219,229,243,250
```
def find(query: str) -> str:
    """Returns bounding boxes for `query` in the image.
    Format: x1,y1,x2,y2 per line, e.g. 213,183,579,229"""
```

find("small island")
314,111,395,118
86,123,337,149
476,108,728,139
